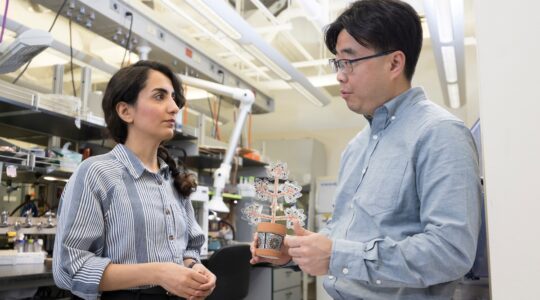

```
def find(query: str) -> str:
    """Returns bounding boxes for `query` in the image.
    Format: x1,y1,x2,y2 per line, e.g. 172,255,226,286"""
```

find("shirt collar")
112,144,170,179
365,87,426,128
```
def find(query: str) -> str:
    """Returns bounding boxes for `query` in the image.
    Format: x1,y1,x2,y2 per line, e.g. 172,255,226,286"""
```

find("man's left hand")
285,222,332,276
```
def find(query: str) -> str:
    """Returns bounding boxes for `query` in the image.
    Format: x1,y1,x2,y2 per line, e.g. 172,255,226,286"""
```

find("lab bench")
0,263,54,291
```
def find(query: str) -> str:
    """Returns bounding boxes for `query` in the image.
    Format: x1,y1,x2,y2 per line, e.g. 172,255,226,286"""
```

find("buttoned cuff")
183,249,201,263
71,257,111,300
329,238,382,281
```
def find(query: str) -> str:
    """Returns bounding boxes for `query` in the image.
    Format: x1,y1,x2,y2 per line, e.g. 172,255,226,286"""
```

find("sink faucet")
45,211,55,228
0,210,8,227
22,209,33,228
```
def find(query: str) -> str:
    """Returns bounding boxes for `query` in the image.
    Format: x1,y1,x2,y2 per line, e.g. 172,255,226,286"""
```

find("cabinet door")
273,268,301,291
273,286,301,300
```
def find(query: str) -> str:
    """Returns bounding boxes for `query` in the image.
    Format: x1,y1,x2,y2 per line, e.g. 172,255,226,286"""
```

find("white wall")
255,127,361,178
475,1,540,299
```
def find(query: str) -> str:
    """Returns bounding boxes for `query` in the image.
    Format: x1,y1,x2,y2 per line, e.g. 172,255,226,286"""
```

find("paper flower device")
242,161,306,259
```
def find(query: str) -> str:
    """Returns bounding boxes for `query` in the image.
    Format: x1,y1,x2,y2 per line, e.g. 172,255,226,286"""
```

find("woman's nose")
168,97,180,114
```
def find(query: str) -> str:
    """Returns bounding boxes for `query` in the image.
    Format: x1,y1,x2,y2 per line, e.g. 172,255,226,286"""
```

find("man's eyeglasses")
328,50,398,74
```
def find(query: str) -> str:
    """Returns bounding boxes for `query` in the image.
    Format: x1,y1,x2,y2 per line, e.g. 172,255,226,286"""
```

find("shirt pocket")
170,200,187,241
359,157,408,216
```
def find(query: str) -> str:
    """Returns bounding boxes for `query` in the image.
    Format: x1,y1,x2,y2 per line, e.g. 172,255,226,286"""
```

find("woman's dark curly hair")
102,60,196,197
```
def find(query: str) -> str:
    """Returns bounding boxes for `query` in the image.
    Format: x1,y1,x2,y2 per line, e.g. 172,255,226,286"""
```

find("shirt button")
376,279,382,285
361,168,366,174
168,235,175,240
372,135,378,140
165,209,171,215
349,203,354,209
328,275,334,280
390,115,396,121
342,268,349,275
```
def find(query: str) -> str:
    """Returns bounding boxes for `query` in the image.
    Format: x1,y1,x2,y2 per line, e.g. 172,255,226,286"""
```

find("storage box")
0,250,46,265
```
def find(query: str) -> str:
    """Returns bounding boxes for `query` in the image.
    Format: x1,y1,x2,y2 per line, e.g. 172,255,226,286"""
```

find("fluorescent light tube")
244,44,292,81
447,83,461,109
435,0,454,43
186,0,242,40
161,0,268,79
290,81,323,107
441,45,457,82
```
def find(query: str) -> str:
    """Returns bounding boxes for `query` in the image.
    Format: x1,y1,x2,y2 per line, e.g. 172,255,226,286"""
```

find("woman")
53,61,216,300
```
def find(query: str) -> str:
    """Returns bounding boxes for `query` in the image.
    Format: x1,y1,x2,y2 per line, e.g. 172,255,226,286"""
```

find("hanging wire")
12,0,68,84
120,12,133,67
68,16,76,97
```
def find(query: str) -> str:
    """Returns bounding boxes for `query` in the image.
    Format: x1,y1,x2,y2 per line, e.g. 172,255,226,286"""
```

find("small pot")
256,222,287,259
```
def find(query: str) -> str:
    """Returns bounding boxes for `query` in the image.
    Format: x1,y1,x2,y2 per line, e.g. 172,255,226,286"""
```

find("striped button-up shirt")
321,87,481,299
53,144,204,300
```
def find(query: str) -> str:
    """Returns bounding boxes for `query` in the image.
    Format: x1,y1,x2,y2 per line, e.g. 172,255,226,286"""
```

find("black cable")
206,95,215,137
68,16,76,97
120,12,133,67
218,219,236,241
11,61,31,84
47,0,68,32
12,0,68,84
214,96,222,138
213,71,225,138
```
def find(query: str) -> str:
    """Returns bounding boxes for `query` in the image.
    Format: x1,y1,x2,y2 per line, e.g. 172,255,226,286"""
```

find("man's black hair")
325,0,423,80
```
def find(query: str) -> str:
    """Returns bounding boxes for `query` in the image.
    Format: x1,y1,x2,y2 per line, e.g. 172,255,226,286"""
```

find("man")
250,0,481,299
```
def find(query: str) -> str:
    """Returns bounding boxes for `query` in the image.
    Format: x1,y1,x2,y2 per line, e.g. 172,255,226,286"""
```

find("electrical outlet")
157,29,165,42
109,0,120,13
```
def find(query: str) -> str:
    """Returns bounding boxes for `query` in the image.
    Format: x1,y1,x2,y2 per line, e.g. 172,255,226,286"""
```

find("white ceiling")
6,0,479,141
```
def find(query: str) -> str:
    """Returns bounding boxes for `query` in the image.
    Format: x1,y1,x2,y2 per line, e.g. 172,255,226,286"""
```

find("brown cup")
255,222,287,259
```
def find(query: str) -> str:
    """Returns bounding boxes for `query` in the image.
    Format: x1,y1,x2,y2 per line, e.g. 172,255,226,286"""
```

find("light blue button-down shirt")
320,87,481,300
53,144,204,300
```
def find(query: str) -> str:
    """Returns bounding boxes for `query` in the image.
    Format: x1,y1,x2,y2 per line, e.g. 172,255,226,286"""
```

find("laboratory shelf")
185,153,266,170
0,95,104,144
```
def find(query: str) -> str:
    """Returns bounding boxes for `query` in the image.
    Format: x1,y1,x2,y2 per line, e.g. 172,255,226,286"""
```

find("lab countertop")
0,263,54,291
0,256,211,291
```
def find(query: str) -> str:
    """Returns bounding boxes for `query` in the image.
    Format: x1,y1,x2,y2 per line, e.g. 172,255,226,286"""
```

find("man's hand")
285,222,332,276
250,232,292,266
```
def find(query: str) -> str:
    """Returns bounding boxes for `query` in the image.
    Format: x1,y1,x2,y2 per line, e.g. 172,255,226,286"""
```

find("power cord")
68,16,76,97
120,11,133,67
12,0,68,84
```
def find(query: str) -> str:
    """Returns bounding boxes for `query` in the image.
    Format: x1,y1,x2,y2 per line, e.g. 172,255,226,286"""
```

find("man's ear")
389,51,406,80
116,101,134,124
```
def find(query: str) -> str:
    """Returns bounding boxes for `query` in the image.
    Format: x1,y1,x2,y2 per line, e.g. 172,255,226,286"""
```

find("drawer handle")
286,291,293,299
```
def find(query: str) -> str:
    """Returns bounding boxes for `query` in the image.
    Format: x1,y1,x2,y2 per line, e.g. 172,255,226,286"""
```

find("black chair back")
206,244,252,300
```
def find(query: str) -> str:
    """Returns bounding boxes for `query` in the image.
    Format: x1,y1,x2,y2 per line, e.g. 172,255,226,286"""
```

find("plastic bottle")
14,233,25,252
25,238,34,252
34,239,44,252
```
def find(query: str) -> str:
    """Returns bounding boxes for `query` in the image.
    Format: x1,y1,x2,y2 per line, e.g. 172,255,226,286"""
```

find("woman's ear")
116,101,134,124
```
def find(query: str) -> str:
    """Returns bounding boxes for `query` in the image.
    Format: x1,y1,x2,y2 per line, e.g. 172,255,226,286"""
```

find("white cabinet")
246,267,302,300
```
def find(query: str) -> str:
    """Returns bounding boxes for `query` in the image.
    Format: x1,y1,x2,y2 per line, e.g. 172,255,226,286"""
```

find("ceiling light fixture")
0,29,53,74
244,44,291,81
290,81,323,107
424,0,466,109
194,0,331,106
185,0,242,40
160,0,269,79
